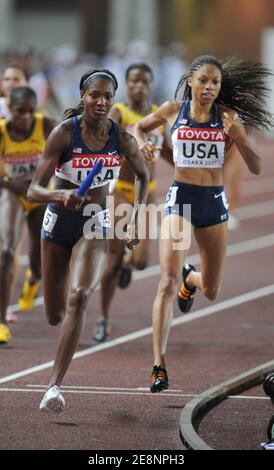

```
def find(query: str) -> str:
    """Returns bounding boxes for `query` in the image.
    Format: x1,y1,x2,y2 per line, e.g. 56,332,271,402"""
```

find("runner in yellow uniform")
0,86,55,343
0,65,28,323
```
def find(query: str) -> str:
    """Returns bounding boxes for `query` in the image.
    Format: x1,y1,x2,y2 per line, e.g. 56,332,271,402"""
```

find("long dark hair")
175,55,273,130
64,69,118,119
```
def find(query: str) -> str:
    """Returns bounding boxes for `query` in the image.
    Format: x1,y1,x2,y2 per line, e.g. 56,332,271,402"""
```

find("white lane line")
17,198,274,268
242,176,274,196
237,200,274,220
1,284,274,385
10,232,274,314
26,384,271,401
26,384,175,392
25,384,185,393
231,395,269,401
0,388,188,397
0,387,269,401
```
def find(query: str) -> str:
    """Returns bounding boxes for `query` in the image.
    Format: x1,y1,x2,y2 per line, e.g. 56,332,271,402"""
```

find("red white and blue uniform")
55,116,122,187
165,101,229,227
42,117,122,247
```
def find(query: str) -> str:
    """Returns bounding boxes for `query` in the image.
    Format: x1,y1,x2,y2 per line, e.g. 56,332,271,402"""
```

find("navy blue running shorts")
41,203,111,249
164,180,229,228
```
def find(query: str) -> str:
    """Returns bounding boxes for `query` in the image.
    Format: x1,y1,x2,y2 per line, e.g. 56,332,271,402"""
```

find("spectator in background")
0,65,27,119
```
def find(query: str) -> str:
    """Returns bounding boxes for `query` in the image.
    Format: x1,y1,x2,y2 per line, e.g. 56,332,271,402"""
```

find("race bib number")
5,153,42,179
165,186,178,208
43,207,58,233
6,161,38,178
83,207,111,239
221,191,229,210
97,208,111,228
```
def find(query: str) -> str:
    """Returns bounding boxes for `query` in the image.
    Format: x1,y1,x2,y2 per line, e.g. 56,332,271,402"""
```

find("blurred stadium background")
0,0,273,121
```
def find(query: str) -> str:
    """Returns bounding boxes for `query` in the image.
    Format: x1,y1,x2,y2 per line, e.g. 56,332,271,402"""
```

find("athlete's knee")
202,285,220,301
47,314,62,326
104,253,122,278
44,306,63,325
134,259,148,271
158,275,178,297
69,287,88,312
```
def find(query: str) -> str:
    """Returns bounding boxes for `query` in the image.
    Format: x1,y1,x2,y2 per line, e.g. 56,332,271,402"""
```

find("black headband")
81,72,117,90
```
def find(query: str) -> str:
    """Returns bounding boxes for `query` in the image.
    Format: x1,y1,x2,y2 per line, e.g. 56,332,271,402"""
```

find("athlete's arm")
27,121,86,208
119,128,149,249
0,176,30,196
160,125,174,166
119,128,149,205
222,110,262,175
135,100,179,161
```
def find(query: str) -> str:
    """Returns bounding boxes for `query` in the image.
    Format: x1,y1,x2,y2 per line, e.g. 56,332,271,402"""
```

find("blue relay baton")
76,161,104,196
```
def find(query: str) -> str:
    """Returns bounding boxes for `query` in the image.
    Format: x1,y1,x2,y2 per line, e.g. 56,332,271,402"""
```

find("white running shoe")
39,385,65,413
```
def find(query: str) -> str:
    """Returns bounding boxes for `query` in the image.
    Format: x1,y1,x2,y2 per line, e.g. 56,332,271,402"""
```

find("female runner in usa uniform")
28,69,148,412
134,55,273,392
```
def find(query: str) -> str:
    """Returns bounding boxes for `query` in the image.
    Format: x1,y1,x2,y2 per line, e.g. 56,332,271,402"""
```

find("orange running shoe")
177,264,196,313
151,365,169,393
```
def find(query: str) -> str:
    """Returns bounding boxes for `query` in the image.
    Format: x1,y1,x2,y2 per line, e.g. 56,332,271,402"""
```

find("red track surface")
1,137,274,451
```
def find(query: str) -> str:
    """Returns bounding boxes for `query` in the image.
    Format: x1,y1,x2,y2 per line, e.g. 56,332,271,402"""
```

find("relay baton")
76,161,104,196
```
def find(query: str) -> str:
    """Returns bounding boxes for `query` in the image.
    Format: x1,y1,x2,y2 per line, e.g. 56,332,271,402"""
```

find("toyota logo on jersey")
72,153,121,168
172,126,225,168
56,152,122,187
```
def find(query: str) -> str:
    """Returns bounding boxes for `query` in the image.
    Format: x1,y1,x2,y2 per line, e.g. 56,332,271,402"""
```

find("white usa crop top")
55,116,122,188
171,100,229,169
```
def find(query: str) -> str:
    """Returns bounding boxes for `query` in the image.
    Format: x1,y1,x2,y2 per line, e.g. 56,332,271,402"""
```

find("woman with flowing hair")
135,55,273,392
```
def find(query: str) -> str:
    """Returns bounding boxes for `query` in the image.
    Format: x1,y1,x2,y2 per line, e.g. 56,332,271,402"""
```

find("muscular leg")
0,190,25,323
186,222,227,299
152,214,190,366
41,239,71,326
130,237,150,270
6,238,23,323
48,237,108,386
98,190,132,323
10,237,24,298
26,205,45,282
18,206,46,311
100,237,125,321
125,192,154,271
223,146,244,230
223,146,244,214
